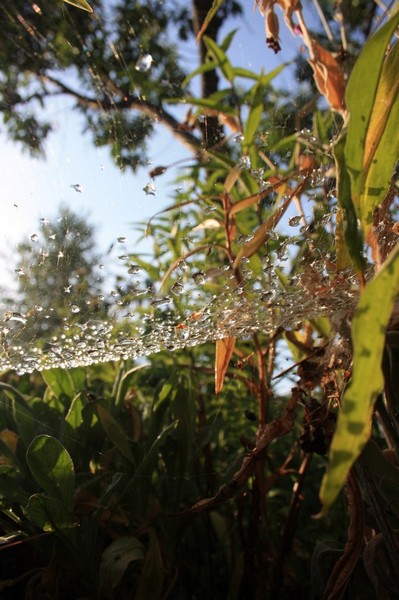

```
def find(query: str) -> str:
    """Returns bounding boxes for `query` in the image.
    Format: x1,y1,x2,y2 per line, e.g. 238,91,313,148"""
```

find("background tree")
7,206,106,336
0,0,241,170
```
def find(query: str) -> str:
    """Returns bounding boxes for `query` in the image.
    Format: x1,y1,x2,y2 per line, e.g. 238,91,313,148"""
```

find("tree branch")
39,74,202,156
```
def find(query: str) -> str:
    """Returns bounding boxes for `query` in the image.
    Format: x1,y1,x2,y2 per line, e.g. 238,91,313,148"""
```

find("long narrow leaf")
345,8,399,231
320,243,399,512
196,0,226,42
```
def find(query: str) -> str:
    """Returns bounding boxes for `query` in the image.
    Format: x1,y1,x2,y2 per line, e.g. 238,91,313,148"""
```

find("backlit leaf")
63,0,93,12
215,337,235,394
320,243,399,512
345,8,399,233
27,435,75,507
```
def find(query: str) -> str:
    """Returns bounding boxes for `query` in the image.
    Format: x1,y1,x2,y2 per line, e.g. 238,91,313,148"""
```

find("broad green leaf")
96,404,135,465
25,493,76,531
42,367,86,400
334,131,365,273
203,36,234,82
196,0,226,42
100,537,144,594
63,0,93,12
320,243,399,512
345,8,399,232
243,77,264,152
26,435,75,507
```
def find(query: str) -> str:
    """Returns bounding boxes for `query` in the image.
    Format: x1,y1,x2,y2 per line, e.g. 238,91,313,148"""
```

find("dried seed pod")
265,7,281,53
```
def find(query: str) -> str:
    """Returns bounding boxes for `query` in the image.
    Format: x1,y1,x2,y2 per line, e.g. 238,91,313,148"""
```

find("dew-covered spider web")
0,0,394,375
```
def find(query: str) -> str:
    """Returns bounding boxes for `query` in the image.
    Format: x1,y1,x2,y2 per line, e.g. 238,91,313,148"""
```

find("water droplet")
193,272,206,284
151,296,171,306
4,311,27,324
98,264,105,269
234,134,244,143
70,184,83,193
288,215,302,227
70,305,80,314
143,181,156,196
15,269,25,276
128,265,143,274
118,255,129,261
40,218,49,225
238,155,251,169
30,233,39,242
171,282,184,295
117,237,126,243
135,54,153,72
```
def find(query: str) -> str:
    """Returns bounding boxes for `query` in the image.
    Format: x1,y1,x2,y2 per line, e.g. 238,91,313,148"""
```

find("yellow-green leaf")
320,243,399,512
345,7,399,233
360,40,399,228
196,0,226,42
63,0,93,11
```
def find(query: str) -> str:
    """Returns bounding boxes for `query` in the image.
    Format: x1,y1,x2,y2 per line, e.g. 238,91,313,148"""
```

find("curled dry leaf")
266,7,281,53
308,40,347,116
215,337,236,394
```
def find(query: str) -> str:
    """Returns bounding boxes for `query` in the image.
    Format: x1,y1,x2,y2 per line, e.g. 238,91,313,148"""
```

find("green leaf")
26,435,75,507
12,396,38,446
334,130,365,273
203,36,234,82
96,404,135,465
100,537,144,594
360,40,399,227
63,0,93,12
65,393,85,431
196,0,226,42
345,8,399,233
25,493,76,531
243,78,264,151
42,367,86,400
320,243,399,512
220,29,238,52
181,61,217,88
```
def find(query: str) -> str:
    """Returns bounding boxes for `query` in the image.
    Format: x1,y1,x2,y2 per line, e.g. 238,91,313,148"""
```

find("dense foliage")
0,0,399,598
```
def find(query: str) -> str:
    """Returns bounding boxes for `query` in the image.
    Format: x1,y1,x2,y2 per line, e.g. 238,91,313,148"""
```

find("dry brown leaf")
215,337,236,394
308,40,347,115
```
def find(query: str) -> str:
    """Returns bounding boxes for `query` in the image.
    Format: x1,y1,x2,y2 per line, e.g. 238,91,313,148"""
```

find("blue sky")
0,1,314,292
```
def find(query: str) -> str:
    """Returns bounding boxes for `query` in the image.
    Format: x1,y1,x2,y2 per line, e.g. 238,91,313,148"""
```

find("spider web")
0,1,377,375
